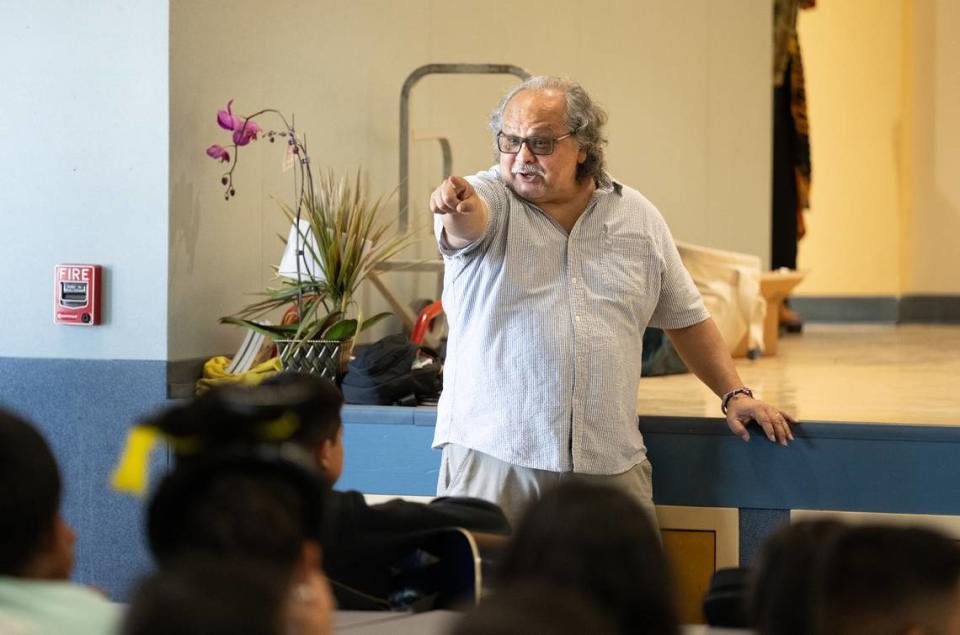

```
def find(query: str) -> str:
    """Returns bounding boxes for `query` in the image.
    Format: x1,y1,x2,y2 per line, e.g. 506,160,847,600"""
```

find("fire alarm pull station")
54,264,102,325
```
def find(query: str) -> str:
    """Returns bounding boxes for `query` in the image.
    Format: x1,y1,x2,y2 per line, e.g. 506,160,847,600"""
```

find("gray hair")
489,76,610,188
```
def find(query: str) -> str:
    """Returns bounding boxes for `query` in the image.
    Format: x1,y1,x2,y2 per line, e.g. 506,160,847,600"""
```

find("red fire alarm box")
54,264,102,325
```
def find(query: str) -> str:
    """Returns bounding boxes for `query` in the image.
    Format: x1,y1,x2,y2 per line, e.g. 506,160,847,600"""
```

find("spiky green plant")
221,170,413,349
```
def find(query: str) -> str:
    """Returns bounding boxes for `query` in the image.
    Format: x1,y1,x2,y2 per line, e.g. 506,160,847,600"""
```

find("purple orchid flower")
206,144,230,162
216,99,243,132
216,99,261,146
232,119,262,146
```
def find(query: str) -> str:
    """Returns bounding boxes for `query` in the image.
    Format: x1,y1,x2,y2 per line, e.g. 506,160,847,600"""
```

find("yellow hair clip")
110,425,161,496
259,411,300,441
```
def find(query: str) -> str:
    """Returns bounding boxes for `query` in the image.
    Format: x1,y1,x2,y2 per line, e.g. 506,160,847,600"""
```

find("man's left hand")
725,397,797,446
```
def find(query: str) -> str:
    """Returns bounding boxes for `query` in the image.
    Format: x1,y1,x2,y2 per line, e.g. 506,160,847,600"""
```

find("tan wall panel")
795,0,904,296
796,0,960,298
903,0,960,294
657,505,740,626
169,1,771,360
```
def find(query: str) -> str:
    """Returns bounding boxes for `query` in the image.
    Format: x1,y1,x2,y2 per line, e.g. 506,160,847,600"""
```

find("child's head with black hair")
0,408,75,579
147,455,322,571
123,557,289,635
260,372,345,485
122,555,335,635
120,556,336,635
749,518,847,635
452,581,618,635
498,480,679,635
152,372,344,485
819,524,960,635
143,375,344,578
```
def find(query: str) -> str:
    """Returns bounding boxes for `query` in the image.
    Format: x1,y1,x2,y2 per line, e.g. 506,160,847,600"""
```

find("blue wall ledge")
340,406,960,516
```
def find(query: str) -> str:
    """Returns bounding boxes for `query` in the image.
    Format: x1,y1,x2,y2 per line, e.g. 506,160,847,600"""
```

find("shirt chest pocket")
600,234,662,306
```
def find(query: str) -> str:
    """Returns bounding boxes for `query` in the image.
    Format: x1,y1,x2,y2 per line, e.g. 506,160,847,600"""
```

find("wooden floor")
637,324,960,426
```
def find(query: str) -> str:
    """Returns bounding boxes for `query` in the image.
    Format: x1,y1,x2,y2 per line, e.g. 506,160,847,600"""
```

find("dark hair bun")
150,373,343,457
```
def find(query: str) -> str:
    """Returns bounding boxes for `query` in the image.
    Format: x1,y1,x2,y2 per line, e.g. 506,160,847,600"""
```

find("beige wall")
169,1,772,360
797,0,960,298
903,0,960,294
795,0,905,296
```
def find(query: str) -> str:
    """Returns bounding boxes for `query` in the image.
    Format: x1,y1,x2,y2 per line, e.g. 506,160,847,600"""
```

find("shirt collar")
594,174,622,197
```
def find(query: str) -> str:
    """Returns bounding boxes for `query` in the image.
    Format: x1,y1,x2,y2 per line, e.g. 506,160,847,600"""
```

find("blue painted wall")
339,423,441,495
339,407,960,567
0,359,169,601
642,417,960,515
336,406,442,495
340,408,960,516
739,509,790,567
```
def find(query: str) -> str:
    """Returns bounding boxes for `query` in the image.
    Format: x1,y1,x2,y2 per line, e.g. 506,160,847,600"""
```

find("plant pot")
275,338,354,383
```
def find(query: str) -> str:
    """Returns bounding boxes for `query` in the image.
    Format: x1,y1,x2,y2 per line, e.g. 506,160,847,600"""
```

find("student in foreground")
495,480,679,635
819,525,960,635
123,557,331,635
140,373,510,609
0,408,121,635
748,518,847,635
451,581,618,635
140,426,335,634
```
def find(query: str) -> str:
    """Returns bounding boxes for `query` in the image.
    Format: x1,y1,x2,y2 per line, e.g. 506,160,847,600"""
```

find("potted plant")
206,100,412,379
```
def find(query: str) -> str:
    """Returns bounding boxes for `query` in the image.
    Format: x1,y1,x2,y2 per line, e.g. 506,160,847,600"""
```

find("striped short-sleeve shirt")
433,167,709,474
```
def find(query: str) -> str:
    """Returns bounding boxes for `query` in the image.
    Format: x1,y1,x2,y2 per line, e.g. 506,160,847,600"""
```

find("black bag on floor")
641,327,689,377
702,566,750,628
341,334,442,406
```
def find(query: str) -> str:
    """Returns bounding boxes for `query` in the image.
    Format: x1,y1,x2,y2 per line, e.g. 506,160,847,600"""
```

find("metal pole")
398,63,531,231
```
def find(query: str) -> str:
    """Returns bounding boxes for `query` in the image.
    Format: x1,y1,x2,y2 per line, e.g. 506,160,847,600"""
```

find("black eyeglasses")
497,130,576,156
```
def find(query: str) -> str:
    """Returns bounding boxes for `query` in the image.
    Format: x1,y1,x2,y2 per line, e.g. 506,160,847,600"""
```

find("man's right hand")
430,176,489,248
430,176,480,215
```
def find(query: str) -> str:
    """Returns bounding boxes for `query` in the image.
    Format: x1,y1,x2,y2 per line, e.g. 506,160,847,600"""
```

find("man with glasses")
429,76,796,525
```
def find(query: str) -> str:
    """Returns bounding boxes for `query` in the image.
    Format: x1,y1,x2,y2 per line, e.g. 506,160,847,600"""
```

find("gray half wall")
899,295,960,323
791,295,960,323
790,296,899,323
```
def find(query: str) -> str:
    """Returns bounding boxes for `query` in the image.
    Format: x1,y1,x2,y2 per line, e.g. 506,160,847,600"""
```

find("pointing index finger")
448,176,468,199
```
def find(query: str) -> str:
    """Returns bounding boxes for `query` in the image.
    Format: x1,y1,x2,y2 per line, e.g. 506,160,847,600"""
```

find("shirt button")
575,315,581,322
571,278,578,285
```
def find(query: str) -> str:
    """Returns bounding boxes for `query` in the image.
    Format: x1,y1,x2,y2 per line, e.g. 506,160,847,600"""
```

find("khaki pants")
437,443,657,529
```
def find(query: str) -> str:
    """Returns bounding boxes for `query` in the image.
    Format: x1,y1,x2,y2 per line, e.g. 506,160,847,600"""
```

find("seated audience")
819,524,960,635
748,518,847,635
143,373,510,609
122,557,331,635
450,581,618,635
142,415,335,633
145,441,329,571
0,408,121,635
495,480,679,635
